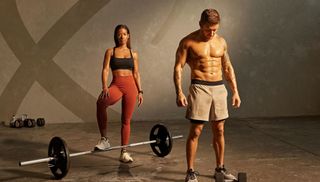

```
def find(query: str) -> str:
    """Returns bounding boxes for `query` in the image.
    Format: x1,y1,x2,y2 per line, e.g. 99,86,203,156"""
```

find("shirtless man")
173,9,241,182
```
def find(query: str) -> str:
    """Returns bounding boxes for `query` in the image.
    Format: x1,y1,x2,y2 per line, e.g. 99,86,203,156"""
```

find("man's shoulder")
180,30,199,46
185,30,199,40
215,34,227,45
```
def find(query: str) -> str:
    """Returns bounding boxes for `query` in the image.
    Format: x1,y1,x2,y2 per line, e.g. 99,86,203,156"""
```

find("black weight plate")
18,119,24,128
238,172,247,182
30,119,36,127
13,120,19,128
48,137,70,179
19,119,24,128
23,119,28,127
24,119,34,127
28,119,36,128
149,124,172,157
37,118,45,127
15,119,23,128
214,172,224,182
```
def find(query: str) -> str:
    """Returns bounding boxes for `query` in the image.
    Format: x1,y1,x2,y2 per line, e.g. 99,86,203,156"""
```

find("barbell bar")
19,135,182,166
18,124,183,179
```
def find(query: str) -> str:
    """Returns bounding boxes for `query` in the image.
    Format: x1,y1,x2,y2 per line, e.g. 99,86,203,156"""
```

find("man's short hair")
200,9,220,25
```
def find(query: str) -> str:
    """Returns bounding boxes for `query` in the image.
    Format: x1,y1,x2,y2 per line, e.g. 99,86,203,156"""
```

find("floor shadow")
0,168,52,181
118,163,133,177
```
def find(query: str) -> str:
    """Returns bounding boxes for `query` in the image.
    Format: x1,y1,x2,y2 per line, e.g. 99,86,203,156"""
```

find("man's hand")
232,93,241,108
176,93,188,107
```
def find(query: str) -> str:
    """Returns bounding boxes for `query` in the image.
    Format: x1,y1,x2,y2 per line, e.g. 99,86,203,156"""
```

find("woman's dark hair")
114,24,131,48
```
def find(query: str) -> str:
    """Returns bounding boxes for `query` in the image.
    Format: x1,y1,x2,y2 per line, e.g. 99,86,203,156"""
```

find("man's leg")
212,120,236,180
212,120,225,167
186,121,205,170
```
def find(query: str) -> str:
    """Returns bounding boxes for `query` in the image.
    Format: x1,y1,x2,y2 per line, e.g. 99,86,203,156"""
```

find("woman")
95,24,143,163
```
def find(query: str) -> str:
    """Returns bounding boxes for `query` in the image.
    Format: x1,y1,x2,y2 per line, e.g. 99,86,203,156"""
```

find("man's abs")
189,58,223,81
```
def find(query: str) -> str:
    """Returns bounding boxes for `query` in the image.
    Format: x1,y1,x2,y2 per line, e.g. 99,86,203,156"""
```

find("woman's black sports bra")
110,48,134,71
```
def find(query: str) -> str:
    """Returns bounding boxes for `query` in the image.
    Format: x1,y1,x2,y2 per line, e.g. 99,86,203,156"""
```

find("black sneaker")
185,169,199,182
214,166,237,181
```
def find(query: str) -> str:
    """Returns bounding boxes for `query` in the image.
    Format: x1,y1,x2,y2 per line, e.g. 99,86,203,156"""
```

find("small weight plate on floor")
149,124,172,157
24,119,35,127
36,118,45,127
30,119,36,127
48,137,70,179
14,119,23,128
238,172,247,182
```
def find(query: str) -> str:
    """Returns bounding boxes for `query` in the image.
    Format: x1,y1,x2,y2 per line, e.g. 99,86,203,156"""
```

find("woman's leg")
96,84,122,138
120,93,137,145
120,85,137,146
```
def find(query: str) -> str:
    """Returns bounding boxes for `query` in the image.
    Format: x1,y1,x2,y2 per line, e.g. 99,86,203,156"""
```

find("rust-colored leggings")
96,76,137,145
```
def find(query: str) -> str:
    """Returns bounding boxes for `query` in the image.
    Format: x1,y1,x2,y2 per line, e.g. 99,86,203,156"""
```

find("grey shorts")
186,80,229,122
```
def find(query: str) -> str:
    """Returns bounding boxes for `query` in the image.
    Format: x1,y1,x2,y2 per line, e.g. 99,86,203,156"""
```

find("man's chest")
188,42,224,59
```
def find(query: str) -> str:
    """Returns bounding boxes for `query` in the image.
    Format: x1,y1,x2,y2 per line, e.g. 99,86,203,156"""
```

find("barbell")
18,124,183,179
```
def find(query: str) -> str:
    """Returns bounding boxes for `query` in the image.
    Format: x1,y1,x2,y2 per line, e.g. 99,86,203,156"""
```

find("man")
173,9,241,182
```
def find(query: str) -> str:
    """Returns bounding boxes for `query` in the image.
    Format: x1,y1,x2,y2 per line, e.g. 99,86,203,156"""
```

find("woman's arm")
132,51,142,92
100,48,112,97
132,51,143,106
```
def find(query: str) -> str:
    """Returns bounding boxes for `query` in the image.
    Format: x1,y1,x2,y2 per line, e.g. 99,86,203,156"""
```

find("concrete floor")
0,116,320,182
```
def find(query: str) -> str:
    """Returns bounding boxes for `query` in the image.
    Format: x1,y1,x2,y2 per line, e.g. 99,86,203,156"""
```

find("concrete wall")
1,0,319,123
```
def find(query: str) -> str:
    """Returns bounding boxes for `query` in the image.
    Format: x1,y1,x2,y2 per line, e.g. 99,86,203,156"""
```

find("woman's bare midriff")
112,69,133,77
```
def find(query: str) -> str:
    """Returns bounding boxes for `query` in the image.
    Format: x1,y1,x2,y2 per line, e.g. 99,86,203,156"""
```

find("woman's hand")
99,87,109,99
137,93,143,107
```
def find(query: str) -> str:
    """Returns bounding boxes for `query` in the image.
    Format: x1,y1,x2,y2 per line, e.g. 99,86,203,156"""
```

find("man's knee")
214,127,224,137
189,122,204,139
213,121,225,137
195,128,203,137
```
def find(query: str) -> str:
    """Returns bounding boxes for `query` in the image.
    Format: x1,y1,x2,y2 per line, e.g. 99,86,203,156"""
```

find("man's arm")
174,39,188,107
221,40,241,108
